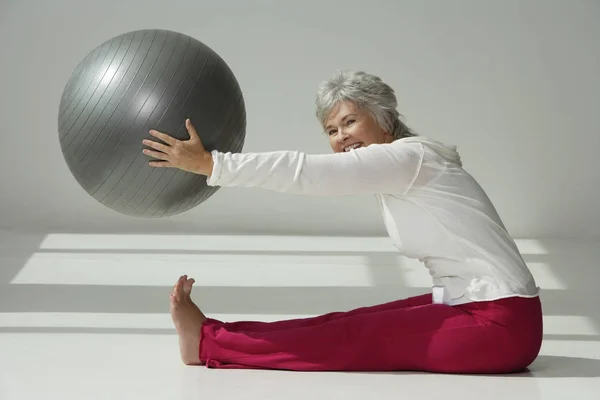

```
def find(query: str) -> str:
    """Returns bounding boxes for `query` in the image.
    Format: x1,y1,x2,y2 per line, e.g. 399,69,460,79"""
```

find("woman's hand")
143,119,213,176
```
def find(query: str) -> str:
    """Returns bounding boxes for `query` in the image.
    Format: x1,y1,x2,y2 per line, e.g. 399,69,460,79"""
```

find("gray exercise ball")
57,29,246,217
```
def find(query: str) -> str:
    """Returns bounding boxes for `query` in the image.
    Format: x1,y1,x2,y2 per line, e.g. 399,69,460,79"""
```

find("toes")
171,275,186,299
172,275,184,289
183,277,195,295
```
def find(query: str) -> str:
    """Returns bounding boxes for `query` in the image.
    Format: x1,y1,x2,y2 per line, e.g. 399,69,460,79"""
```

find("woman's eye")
347,119,355,125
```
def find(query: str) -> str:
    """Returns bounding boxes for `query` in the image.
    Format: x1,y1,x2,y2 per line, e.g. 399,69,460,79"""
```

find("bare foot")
170,275,206,365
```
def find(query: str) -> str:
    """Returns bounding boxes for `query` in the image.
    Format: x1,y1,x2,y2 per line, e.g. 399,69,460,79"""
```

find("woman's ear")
383,130,395,142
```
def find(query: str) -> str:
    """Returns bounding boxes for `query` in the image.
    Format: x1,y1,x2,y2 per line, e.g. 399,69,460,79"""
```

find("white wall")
1,0,598,238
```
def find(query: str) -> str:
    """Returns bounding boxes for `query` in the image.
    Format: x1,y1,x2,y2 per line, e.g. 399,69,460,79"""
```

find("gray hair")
315,70,417,139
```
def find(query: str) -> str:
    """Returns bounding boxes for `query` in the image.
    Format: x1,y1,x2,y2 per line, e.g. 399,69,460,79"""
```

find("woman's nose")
337,128,350,141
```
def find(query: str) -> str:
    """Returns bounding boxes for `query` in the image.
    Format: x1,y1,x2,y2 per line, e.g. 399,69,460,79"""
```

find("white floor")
1,231,599,399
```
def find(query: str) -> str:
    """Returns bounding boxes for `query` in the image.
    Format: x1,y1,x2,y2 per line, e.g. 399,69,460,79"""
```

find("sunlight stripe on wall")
38,234,398,252
10,253,564,289
10,252,382,287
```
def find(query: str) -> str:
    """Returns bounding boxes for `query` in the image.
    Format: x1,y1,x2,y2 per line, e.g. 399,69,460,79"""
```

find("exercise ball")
57,29,246,217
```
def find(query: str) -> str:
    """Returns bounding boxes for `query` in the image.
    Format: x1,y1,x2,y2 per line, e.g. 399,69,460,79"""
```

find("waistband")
432,286,541,306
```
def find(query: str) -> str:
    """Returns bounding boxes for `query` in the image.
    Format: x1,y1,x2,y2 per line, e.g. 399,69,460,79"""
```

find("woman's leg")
198,293,543,373
211,292,432,333
168,276,429,364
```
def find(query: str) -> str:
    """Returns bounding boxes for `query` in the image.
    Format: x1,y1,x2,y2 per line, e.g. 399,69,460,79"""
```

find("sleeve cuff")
206,150,222,186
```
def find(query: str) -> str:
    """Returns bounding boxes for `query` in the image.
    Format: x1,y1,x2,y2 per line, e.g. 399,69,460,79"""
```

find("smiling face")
324,100,395,153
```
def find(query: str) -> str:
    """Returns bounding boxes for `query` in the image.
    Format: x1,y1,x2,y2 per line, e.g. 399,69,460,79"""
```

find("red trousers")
198,294,543,373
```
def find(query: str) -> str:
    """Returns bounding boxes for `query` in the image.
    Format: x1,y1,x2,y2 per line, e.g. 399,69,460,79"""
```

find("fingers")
143,137,173,167
143,137,171,153
148,129,178,146
144,119,202,170
149,118,199,144
143,148,169,160
144,147,174,168
185,119,199,140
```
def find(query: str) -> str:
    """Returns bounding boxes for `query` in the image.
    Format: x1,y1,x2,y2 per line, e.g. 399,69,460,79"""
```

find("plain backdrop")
1,4,600,398
1,0,599,238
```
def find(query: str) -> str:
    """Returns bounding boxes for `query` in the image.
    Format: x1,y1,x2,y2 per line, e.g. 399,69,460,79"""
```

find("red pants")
198,294,543,373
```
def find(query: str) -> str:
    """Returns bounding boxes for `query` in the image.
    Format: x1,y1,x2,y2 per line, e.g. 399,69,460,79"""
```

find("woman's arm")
143,120,425,196
206,140,425,196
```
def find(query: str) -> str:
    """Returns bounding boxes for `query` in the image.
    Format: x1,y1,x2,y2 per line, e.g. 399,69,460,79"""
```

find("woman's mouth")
344,142,362,152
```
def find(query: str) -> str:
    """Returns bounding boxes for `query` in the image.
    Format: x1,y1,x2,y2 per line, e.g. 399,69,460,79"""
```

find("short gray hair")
315,70,417,139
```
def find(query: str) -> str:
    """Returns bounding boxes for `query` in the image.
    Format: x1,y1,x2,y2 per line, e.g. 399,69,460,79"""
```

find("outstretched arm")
206,140,424,196
143,119,425,196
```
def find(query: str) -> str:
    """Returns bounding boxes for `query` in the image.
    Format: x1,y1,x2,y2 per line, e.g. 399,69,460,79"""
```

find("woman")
142,70,543,373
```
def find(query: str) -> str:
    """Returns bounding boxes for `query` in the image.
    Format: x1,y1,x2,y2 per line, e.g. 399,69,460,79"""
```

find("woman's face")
324,100,394,153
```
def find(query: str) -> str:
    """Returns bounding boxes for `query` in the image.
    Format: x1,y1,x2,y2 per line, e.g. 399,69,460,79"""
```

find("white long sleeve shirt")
207,137,540,306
